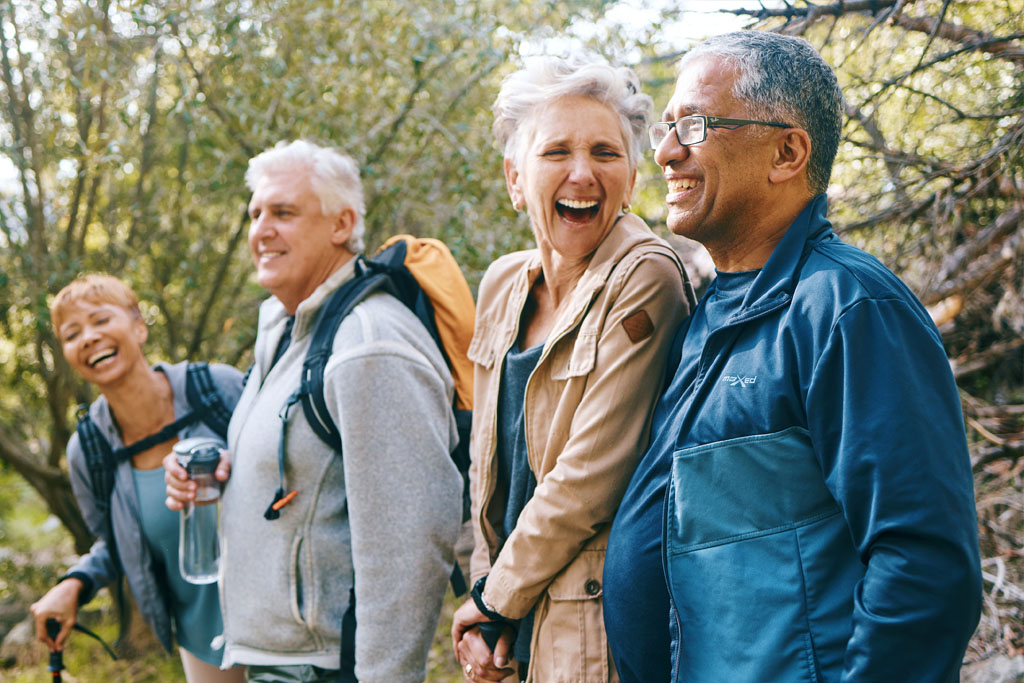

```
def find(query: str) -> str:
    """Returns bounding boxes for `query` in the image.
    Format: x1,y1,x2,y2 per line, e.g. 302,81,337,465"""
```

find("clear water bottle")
174,437,224,584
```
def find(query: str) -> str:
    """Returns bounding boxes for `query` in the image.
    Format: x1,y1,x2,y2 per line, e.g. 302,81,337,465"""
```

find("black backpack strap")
185,361,232,439
75,406,118,525
299,258,393,453
77,399,201,515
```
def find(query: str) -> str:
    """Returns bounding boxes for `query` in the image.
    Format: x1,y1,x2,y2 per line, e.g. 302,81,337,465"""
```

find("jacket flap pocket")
668,427,840,554
546,548,604,601
550,331,597,380
467,321,497,369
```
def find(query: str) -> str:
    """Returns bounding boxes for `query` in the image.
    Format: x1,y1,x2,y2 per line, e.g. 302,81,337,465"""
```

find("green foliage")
0,0,607,542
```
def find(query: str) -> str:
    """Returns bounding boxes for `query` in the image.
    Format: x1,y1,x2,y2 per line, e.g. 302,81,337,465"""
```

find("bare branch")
186,207,250,359
125,42,164,251
173,27,256,159
724,0,899,21
954,336,1024,380
867,32,1024,106
893,12,1024,65
923,220,1021,306
845,102,911,203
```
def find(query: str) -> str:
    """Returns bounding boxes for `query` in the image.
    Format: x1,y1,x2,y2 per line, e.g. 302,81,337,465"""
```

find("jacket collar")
255,257,358,365
724,193,833,323
515,213,666,348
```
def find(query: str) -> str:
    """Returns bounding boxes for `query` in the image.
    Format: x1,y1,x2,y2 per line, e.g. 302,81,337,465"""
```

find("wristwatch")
471,576,505,621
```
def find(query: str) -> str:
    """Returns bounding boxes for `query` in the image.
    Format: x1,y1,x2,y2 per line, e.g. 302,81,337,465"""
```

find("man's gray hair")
245,140,366,254
492,52,653,171
680,31,843,195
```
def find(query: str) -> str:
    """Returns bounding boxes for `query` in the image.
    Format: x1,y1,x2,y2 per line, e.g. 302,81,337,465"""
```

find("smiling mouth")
258,250,285,263
556,199,600,223
88,349,117,367
667,178,700,193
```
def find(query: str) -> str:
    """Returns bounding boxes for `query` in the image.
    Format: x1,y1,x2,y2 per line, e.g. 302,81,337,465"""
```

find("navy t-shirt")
603,270,757,682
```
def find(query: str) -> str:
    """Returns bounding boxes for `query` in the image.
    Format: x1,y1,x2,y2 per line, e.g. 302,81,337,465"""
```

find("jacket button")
584,579,601,596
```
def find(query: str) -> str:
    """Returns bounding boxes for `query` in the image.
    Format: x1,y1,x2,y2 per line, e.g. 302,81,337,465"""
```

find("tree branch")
923,221,1021,306
186,207,250,358
723,0,899,21
174,27,256,158
124,42,163,252
893,12,1024,65
954,337,1024,380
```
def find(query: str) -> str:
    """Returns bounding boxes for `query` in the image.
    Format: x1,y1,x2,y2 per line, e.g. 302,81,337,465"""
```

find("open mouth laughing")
556,198,600,223
87,349,117,367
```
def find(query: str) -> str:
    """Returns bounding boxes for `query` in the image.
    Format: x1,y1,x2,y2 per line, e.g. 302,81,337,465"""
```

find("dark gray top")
495,340,543,666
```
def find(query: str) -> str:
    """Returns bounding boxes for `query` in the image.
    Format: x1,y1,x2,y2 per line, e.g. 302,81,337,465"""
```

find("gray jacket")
221,259,463,681
66,361,244,651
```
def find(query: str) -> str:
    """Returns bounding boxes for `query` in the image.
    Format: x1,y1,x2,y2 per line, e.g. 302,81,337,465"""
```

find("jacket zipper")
662,481,683,683
662,292,792,680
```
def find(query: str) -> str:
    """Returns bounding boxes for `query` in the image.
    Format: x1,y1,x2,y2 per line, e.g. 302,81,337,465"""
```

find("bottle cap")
173,436,225,475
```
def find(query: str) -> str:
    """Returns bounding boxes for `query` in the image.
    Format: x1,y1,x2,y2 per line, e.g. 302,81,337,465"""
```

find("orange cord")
272,490,298,511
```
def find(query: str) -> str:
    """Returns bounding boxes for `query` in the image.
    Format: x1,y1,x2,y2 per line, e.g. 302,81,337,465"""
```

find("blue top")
603,269,756,682
132,466,224,665
606,195,981,682
495,340,543,665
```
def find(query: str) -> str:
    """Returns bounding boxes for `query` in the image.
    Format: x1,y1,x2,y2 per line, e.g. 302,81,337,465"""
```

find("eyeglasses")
648,115,791,149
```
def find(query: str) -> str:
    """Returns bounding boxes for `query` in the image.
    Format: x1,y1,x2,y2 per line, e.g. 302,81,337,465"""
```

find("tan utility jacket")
468,214,691,682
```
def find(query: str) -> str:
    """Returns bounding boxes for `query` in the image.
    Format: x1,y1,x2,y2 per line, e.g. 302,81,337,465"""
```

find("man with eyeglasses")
603,31,981,682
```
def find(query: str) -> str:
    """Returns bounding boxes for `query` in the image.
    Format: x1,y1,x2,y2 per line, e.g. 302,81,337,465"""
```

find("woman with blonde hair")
29,274,245,682
452,53,694,682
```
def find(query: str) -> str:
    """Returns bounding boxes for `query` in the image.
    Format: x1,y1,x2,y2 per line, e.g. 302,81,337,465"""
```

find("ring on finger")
465,662,473,675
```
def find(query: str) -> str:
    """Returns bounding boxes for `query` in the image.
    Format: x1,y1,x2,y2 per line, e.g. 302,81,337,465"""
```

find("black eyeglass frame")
649,115,792,149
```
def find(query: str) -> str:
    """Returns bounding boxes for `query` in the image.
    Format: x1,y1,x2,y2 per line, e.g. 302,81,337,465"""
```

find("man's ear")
768,128,812,185
330,207,357,247
504,158,524,211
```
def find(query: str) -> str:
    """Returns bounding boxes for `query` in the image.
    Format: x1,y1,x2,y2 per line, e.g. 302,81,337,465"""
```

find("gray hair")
245,140,366,254
680,31,843,195
492,52,653,171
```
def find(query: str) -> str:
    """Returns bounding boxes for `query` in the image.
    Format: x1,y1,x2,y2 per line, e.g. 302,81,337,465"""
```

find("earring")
512,200,523,212
622,204,631,214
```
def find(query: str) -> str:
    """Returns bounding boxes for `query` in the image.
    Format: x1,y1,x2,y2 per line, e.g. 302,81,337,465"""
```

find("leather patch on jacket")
622,310,654,343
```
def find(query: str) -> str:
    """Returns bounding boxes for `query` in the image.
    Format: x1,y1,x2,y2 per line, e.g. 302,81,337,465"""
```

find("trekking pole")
44,615,118,681
44,618,64,682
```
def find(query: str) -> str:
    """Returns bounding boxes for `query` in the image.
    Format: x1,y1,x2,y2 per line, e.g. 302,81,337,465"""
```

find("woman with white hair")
451,53,694,682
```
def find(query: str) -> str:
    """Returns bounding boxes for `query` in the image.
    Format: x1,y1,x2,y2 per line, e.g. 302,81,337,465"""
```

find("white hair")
492,52,653,171
245,140,366,253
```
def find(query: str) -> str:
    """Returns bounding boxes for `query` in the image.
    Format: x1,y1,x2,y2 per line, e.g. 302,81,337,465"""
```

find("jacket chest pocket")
468,318,500,370
531,548,615,683
547,329,597,381
667,427,839,554
664,427,846,683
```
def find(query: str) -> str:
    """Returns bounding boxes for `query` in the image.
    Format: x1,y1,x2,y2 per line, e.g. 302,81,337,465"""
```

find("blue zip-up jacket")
612,195,981,682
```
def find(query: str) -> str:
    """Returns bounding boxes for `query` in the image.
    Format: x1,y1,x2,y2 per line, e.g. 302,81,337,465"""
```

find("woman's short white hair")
492,52,653,171
245,140,366,254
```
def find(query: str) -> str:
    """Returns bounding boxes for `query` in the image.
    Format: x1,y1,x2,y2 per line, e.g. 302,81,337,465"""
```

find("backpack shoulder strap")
75,406,118,522
300,260,392,452
379,235,475,412
185,361,232,439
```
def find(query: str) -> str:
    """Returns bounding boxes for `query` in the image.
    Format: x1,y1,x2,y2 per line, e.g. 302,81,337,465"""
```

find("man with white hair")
167,140,463,682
